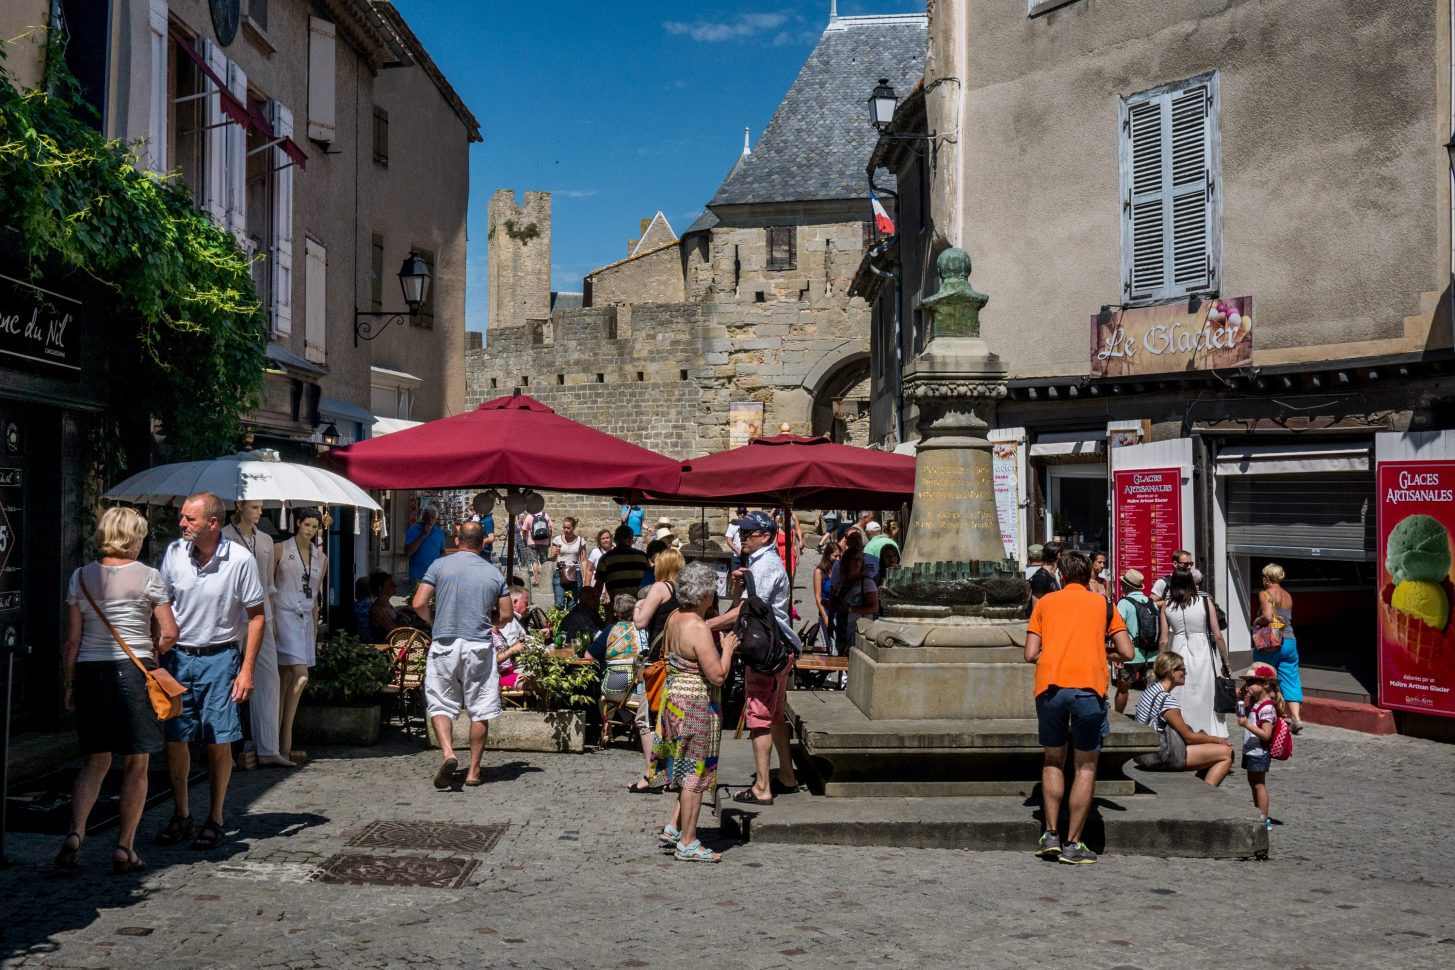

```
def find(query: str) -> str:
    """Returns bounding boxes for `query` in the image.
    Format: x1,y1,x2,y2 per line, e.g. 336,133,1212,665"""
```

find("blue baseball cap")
731,511,777,535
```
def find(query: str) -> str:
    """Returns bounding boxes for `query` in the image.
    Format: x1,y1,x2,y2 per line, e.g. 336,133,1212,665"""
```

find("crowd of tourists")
1025,543,1303,864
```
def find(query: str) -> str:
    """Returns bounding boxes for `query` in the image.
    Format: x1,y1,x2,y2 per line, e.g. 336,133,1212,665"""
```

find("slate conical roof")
709,13,927,208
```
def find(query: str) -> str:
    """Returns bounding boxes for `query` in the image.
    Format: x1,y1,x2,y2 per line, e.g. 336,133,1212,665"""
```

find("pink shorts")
744,657,795,730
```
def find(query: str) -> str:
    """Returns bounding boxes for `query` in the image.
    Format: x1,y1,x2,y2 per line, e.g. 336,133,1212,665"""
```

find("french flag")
870,191,895,235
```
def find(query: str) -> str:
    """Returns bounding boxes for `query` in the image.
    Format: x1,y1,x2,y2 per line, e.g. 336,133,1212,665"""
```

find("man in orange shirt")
1024,550,1134,865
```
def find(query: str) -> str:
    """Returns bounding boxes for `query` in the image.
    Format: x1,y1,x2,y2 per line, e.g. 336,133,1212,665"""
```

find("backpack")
1120,594,1160,656
734,570,790,675
531,515,550,541
1267,704,1294,761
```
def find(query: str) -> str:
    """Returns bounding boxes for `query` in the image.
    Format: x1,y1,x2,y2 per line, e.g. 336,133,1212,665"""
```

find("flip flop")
732,789,774,806
464,776,485,787
627,778,663,794
434,757,459,790
769,778,806,796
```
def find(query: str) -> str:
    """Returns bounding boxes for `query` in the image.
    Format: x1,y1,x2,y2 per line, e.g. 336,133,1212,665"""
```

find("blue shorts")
1035,687,1107,752
162,646,243,745
1242,752,1271,773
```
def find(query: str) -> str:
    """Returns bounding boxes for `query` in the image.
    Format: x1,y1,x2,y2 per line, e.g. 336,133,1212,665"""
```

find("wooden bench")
794,655,847,672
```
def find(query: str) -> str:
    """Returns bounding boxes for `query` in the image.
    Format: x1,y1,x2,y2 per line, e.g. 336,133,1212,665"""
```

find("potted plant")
293,632,391,745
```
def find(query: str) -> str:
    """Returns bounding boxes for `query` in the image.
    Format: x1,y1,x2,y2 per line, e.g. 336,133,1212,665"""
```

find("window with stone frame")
766,226,797,271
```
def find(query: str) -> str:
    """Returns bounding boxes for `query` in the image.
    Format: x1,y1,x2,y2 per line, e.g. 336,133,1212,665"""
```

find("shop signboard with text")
1,271,82,378
1112,467,1183,594
1091,296,1252,378
1377,460,1455,717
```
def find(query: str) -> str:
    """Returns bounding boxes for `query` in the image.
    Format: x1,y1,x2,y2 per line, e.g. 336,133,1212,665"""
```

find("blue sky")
391,1,925,333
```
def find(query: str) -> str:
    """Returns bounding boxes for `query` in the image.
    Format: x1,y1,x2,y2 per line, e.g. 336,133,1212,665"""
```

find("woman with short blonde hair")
58,506,179,873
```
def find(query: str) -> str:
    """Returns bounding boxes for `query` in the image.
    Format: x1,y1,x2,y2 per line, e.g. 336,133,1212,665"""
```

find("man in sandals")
156,492,267,850
709,511,802,806
411,522,513,789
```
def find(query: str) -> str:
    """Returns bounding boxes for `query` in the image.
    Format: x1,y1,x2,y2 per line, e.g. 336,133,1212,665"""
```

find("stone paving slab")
1,724,1454,969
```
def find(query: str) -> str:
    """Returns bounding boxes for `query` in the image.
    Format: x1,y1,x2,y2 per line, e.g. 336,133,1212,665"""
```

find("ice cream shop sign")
1090,296,1253,378
0,271,82,378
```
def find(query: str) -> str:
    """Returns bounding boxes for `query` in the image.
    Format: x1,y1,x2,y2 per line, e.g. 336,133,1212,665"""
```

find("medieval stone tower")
486,190,551,332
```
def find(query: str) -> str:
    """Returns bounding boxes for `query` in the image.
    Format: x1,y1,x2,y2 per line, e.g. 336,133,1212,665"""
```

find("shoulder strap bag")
78,574,186,721
1203,596,1238,715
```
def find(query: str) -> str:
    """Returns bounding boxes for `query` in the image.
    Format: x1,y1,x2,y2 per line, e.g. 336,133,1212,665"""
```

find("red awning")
247,99,307,170
323,392,683,496
652,434,917,510
170,28,248,130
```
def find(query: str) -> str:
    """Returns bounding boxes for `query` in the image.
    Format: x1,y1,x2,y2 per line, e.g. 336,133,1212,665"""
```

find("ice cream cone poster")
1377,461,1455,716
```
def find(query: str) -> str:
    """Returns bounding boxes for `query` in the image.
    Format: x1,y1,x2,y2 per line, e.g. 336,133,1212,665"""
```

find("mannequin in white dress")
223,501,292,768
274,511,326,762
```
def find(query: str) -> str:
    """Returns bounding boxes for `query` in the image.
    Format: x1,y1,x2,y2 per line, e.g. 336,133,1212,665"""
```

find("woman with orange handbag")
58,507,179,874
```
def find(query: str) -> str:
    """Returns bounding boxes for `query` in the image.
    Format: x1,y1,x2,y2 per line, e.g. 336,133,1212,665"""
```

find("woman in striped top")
1134,653,1234,786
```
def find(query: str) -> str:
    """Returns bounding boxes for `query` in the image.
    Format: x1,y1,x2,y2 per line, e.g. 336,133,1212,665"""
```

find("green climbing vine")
502,218,540,243
0,30,266,469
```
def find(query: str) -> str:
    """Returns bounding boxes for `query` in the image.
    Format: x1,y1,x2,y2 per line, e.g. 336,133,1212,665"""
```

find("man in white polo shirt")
412,521,513,789
157,492,266,850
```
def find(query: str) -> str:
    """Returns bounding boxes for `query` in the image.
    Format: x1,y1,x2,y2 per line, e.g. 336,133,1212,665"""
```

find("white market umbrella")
103,449,381,511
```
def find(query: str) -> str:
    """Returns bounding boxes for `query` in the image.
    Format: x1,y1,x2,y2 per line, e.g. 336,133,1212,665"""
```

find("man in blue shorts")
157,492,266,850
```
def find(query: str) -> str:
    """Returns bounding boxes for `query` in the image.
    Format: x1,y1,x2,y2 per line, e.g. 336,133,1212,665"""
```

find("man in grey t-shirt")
412,522,512,789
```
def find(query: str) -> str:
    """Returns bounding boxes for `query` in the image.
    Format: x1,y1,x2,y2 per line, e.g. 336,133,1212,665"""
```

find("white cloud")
554,189,599,199
663,12,790,42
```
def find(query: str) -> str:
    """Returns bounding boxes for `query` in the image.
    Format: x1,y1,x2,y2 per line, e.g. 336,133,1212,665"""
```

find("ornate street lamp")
354,252,433,345
869,79,898,131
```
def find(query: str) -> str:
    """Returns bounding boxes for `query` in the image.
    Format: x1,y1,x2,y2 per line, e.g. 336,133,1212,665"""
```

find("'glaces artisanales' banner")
1091,296,1252,378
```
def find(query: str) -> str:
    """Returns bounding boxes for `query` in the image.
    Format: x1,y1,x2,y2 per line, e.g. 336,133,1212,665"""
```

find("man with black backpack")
708,511,802,806
1113,569,1160,714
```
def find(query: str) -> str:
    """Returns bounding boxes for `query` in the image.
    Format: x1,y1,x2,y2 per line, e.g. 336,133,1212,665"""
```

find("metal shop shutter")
1224,473,1374,561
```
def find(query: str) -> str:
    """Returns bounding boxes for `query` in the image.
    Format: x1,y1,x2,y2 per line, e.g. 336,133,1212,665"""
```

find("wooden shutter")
1121,74,1218,303
201,37,227,226
270,100,294,337
145,0,168,174
225,59,248,238
307,17,336,142
304,238,327,363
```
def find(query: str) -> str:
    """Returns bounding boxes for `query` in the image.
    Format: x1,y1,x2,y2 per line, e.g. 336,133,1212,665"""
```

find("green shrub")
306,632,391,705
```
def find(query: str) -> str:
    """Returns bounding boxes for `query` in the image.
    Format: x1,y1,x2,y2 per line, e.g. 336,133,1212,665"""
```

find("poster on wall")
1377,460,1455,717
1111,467,1182,593
1091,296,1253,378
991,439,1021,561
728,402,764,448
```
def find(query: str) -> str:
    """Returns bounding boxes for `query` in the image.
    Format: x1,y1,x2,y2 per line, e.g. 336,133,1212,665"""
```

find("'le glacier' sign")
1090,296,1253,378
0,272,82,378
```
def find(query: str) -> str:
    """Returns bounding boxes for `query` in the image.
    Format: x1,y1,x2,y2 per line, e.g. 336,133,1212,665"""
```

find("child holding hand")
1236,661,1285,830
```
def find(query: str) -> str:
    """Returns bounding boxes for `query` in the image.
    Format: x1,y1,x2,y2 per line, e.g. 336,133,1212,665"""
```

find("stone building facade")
467,12,925,535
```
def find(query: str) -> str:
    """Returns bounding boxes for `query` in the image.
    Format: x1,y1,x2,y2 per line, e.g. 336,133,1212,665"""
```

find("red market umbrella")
656,434,916,511
325,391,684,571
651,434,917,610
326,391,683,495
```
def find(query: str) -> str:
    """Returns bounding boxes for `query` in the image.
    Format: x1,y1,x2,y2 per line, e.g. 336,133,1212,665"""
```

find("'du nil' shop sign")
0,272,83,378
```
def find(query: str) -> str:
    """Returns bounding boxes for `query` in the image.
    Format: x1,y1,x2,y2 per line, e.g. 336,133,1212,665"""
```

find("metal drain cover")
347,820,507,853
314,852,479,889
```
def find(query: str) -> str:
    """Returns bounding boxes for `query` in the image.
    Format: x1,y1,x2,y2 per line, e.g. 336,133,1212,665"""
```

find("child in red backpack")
1236,661,1285,830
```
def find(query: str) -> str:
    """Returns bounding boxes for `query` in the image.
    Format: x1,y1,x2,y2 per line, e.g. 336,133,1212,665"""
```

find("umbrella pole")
507,519,516,585
783,503,794,624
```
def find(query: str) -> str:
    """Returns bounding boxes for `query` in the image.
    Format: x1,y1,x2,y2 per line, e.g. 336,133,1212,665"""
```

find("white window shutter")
145,0,168,174
271,101,294,337
201,37,227,227
1168,83,1214,294
226,59,248,239
304,239,327,364
1124,96,1165,301
1120,74,1219,303
307,17,336,142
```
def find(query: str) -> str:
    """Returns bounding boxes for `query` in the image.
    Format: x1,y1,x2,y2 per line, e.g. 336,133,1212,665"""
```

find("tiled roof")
709,14,926,207
683,208,719,236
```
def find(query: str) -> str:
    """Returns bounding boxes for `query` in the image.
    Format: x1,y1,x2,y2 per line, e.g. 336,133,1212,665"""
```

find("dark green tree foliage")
0,34,266,462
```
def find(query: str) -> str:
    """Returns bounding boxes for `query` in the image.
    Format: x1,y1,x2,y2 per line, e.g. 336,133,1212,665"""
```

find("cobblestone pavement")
3,719,1453,970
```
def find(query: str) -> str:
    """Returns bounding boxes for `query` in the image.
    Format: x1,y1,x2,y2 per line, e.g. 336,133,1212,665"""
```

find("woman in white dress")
1158,567,1231,738
223,501,292,768
274,510,326,761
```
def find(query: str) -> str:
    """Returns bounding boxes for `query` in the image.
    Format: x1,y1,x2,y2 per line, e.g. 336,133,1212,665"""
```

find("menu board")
1377,461,1455,718
1112,467,1182,591
991,439,1020,562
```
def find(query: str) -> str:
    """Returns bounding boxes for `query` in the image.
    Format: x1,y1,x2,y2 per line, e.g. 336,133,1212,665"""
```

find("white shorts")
424,637,502,722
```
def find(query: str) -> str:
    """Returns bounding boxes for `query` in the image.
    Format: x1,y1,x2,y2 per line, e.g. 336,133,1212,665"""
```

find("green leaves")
513,647,598,711
308,632,393,705
0,43,266,464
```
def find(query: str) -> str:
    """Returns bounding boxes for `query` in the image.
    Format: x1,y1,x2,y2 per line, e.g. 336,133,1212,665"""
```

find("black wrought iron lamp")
867,79,936,142
353,252,432,346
